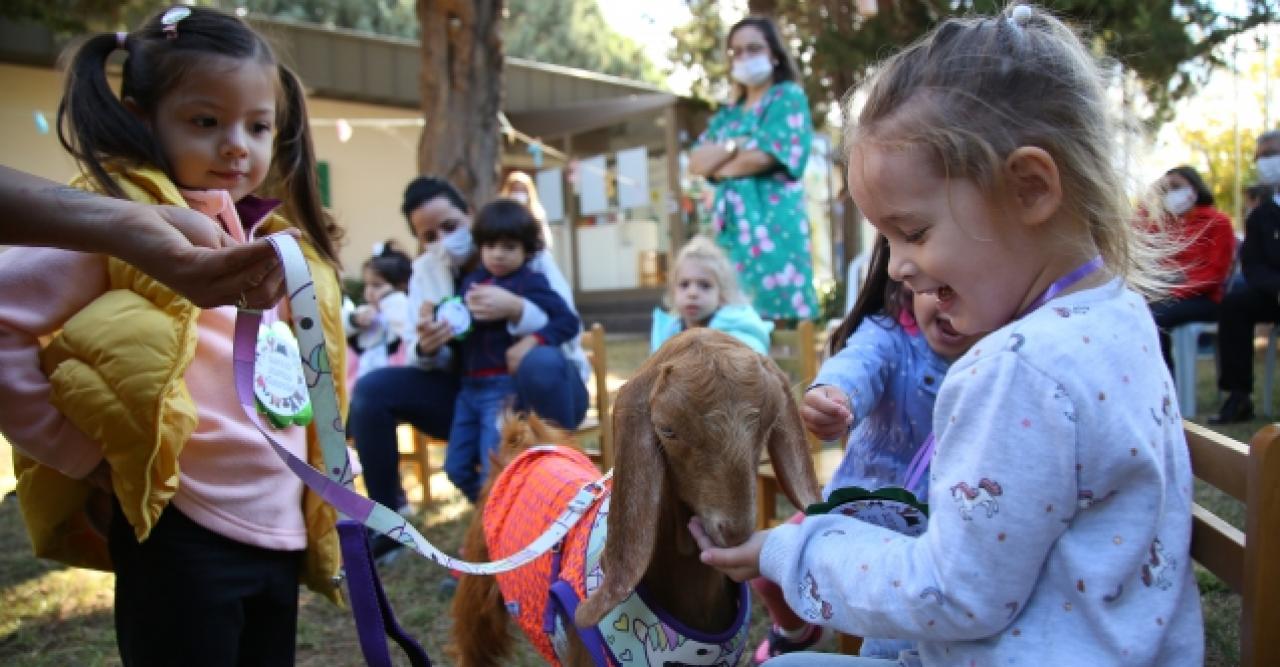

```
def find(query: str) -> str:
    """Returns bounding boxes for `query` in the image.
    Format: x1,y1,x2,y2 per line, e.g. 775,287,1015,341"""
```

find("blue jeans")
446,375,515,502
347,345,588,508
511,345,589,430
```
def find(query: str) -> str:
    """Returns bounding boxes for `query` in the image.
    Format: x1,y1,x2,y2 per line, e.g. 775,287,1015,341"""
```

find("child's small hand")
688,517,765,582
465,284,523,322
801,385,853,441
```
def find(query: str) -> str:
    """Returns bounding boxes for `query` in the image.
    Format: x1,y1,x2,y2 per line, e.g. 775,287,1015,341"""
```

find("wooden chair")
768,319,819,394
398,426,443,506
1184,420,1280,666
757,319,825,532
578,323,615,472
398,323,614,504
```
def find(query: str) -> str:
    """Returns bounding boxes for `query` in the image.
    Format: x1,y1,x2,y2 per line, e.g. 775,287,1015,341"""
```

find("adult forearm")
0,165,141,254
713,149,777,179
689,144,735,177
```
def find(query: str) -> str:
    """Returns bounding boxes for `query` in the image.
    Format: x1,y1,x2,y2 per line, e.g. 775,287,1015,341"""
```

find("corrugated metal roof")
0,15,674,113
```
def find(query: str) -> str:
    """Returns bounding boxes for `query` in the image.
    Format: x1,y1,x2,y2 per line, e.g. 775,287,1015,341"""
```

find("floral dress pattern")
699,81,818,320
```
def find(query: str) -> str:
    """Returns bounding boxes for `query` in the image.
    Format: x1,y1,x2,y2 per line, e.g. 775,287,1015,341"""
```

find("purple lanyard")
901,256,1105,493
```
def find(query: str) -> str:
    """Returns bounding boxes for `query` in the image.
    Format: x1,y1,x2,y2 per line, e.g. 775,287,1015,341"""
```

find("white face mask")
1257,155,1280,186
509,191,530,206
731,54,774,87
1163,186,1196,217
440,226,474,266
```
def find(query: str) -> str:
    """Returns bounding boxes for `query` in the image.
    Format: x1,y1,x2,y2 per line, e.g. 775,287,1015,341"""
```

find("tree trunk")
747,0,777,17
416,0,504,208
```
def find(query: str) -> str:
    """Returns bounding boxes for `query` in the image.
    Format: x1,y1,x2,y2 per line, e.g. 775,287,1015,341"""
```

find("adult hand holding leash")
0,165,290,310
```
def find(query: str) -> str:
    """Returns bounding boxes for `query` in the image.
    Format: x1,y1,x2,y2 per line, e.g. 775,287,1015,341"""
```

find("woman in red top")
1150,165,1238,373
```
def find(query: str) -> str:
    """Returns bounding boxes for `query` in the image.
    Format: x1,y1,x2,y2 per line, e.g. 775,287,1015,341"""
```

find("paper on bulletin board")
578,155,608,215
536,168,564,222
616,147,649,211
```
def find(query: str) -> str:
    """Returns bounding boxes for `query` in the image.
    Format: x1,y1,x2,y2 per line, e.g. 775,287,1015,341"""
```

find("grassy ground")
0,334,1258,665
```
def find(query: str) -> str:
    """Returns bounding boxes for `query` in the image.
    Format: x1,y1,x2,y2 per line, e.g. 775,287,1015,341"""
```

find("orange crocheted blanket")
484,446,607,664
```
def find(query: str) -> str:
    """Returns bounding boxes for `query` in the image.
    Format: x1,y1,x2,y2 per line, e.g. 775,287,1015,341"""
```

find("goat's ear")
575,362,667,627
764,360,822,511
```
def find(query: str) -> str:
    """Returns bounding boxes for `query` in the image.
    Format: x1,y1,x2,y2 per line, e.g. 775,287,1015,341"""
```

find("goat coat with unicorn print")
760,279,1204,666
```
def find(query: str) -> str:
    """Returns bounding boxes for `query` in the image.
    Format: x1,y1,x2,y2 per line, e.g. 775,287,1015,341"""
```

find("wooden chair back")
768,319,818,391
578,323,615,472
1184,421,1280,666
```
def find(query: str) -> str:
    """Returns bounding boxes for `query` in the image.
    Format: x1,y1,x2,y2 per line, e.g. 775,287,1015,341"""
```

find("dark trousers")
348,346,588,509
1217,285,1280,393
349,366,461,510
1150,295,1220,373
109,501,302,667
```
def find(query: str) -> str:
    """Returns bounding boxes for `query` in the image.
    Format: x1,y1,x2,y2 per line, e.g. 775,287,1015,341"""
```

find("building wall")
0,63,421,275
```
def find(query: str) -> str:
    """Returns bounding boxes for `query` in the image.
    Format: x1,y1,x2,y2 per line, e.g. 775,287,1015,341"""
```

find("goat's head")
575,328,820,626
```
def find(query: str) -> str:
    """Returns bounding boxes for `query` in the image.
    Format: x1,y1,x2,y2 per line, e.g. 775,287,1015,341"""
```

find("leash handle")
338,520,432,667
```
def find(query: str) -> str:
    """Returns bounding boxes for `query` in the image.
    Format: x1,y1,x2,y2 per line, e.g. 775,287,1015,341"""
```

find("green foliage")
1177,123,1260,223
218,0,420,38
671,0,1277,129
669,0,730,101
0,0,168,33
503,0,663,84
226,0,665,84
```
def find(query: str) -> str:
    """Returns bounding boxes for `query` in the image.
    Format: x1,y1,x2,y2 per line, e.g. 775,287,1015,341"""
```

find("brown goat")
451,328,821,666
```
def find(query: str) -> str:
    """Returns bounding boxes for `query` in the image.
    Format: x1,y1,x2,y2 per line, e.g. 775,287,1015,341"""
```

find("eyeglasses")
727,43,768,60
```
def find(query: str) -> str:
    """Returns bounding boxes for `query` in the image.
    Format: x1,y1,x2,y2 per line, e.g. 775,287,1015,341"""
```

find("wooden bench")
1184,420,1280,666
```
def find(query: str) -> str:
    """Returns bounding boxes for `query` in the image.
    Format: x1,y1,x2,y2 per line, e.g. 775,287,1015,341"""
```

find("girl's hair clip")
161,6,191,40
116,31,128,50
1008,4,1033,30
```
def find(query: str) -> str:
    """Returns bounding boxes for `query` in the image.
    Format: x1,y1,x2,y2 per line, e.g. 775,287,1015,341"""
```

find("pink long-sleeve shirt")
0,193,307,551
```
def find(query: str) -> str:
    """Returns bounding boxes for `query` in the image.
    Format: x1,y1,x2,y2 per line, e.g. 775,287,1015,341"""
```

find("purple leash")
904,256,1104,492
337,520,432,667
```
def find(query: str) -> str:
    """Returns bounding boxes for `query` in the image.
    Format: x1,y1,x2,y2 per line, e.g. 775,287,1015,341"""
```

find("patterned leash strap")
230,232,612,575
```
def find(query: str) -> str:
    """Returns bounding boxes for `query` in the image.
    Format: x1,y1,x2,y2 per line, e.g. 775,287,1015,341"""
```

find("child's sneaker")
753,624,822,664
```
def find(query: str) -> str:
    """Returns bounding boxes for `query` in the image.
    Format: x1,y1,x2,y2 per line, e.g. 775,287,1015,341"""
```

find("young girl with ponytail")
0,6,346,664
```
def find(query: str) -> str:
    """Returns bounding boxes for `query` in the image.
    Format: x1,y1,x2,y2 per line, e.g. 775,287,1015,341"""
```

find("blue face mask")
440,226,473,266
1257,155,1280,186
731,54,774,87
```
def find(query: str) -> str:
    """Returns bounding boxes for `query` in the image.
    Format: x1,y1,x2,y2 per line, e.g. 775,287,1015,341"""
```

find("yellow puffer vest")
13,166,347,604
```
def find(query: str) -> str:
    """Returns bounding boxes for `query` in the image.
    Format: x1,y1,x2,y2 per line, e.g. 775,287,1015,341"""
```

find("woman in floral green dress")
689,16,818,321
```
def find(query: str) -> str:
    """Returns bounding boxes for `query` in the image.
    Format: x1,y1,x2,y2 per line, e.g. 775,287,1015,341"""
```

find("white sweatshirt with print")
760,279,1203,666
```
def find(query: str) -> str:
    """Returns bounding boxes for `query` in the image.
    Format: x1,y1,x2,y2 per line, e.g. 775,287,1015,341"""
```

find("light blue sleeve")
651,307,680,354
709,303,773,355
812,317,902,424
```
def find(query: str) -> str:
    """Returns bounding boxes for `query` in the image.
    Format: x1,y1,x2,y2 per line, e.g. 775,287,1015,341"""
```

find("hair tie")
1008,4,1033,31
161,6,191,40
115,32,128,50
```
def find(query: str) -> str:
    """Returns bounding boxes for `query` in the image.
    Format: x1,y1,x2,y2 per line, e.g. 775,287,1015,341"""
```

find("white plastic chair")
1172,322,1215,418
843,251,872,315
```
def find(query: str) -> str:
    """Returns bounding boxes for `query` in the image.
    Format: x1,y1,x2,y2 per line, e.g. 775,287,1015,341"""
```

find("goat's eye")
656,425,677,440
